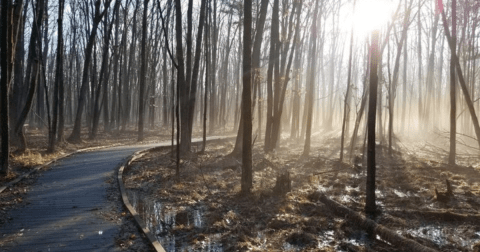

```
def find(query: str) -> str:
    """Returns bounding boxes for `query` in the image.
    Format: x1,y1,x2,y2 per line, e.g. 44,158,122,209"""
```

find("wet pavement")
0,143,159,252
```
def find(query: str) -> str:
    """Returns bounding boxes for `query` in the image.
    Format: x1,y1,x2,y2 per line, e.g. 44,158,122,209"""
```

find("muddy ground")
124,130,480,251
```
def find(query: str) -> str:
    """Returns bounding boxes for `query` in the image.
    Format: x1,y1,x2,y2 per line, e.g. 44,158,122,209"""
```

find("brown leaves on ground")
124,131,480,251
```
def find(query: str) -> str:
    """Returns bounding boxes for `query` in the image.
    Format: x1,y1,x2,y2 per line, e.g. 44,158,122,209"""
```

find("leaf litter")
123,131,480,251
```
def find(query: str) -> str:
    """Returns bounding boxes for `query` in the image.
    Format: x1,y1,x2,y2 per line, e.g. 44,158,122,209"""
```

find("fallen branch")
318,193,438,252
387,209,480,223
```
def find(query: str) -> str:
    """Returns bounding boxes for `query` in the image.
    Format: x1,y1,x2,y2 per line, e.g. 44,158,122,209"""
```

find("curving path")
0,143,161,252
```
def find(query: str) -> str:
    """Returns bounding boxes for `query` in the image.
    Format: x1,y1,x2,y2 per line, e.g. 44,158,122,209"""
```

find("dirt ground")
123,129,480,251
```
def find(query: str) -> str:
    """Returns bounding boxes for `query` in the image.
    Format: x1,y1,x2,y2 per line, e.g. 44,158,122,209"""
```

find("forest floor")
123,129,480,252
0,126,175,187
0,126,225,251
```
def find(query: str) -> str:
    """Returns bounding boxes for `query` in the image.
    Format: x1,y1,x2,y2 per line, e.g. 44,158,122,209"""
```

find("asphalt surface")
0,143,160,252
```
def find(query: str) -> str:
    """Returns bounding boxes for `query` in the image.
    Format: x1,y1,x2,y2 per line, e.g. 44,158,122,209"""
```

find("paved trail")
0,143,160,252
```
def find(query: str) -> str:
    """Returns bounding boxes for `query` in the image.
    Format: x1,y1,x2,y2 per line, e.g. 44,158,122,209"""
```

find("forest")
1,0,480,251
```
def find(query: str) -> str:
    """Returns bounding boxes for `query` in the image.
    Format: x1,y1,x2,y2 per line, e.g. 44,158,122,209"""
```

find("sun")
344,0,397,40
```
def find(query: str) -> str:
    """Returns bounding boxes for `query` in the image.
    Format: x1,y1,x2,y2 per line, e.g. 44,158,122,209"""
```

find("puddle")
317,185,333,192
318,230,335,248
126,188,479,251
375,189,385,198
350,173,363,179
345,185,360,192
393,189,408,198
339,195,357,204
405,225,480,249
282,242,300,251
127,190,223,251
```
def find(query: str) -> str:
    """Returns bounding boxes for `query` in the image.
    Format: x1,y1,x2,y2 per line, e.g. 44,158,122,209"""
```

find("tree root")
317,193,438,252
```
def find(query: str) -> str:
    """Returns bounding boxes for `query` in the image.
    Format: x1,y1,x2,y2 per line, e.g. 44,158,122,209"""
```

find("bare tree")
1,0,10,175
302,0,320,157
241,0,253,193
48,0,65,153
68,0,111,143
1,0,24,175
13,0,45,152
440,0,480,153
340,0,356,162
366,30,380,216
138,0,149,141
387,0,413,155
448,0,456,165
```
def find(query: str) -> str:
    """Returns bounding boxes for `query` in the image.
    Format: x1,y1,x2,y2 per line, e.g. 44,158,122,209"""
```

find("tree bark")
366,30,380,216
174,0,187,171
138,0,149,141
264,0,279,152
269,0,303,152
388,1,412,155
68,0,111,143
241,0,253,194
48,0,65,153
1,0,10,176
187,0,206,145
14,0,45,152
440,0,480,154
447,0,456,165
302,0,320,157
340,1,356,162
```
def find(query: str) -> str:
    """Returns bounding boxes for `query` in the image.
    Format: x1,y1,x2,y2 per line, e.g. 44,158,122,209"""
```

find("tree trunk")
36,0,48,130
417,0,423,129
202,16,209,153
10,1,26,145
208,0,217,134
68,0,111,143
340,1,356,162
123,1,139,131
401,0,408,133
187,0,206,145
174,0,187,161
48,0,65,153
1,0,10,176
269,0,303,152
264,0,279,152
231,0,267,156
111,4,120,130
447,0,456,165
349,45,370,161
366,30,380,216
388,1,411,154
441,1,480,154
138,0,149,141
14,0,45,152
102,15,110,133
302,0,320,157
241,0,253,194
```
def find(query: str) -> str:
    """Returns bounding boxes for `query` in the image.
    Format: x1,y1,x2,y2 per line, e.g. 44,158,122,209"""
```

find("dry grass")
11,150,64,168
122,131,480,251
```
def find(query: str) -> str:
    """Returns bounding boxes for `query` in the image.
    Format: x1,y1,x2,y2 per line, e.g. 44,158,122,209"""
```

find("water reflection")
127,190,479,251
405,225,480,249
127,190,223,251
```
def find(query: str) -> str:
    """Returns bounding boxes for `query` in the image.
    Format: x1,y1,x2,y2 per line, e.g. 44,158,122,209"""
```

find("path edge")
0,143,124,194
117,136,235,252
117,147,166,252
